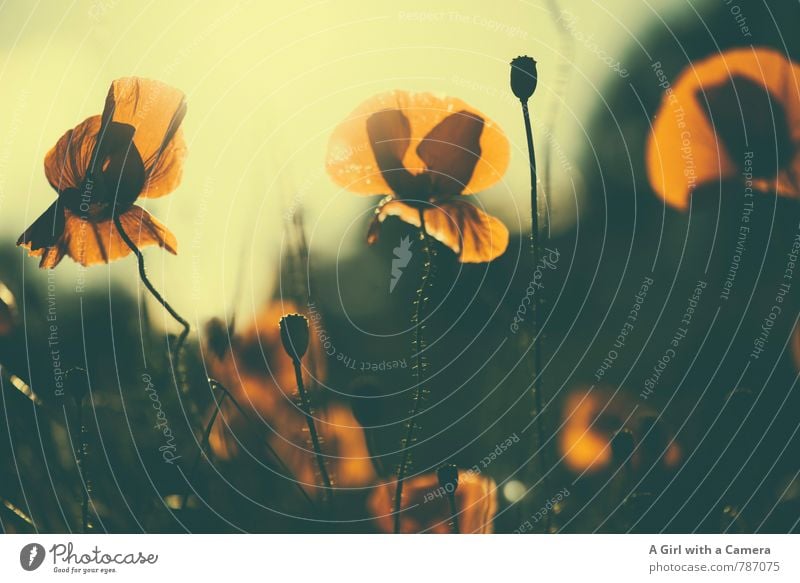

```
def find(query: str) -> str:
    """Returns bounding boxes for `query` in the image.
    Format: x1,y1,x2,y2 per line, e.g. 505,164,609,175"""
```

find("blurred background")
1,0,799,533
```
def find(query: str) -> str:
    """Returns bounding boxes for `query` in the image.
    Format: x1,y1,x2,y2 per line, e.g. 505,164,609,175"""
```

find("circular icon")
19,543,46,571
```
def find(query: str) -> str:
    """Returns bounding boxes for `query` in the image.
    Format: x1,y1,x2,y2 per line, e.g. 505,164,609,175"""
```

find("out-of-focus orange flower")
327,90,510,263
205,301,325,460
367,469,497,533
559,387,681,474
647,48,800,210
17,77,187,268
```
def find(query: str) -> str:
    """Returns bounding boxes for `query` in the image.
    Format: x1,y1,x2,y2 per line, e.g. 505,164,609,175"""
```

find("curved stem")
292,358,332,506
393,218,434,533
180,392,226,511
520,99,551,532
113,214,190,373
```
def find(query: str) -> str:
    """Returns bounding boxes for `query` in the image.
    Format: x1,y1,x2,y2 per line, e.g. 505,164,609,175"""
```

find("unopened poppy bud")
437,463,459,493
510,56,538,101
279,313,310,361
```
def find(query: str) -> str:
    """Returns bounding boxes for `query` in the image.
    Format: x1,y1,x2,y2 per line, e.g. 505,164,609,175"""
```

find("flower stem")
113,214,190,380
291,358,332,506
180,392,226,511
74,394,91,532
393,219,434,534
446,492,460,534
519,98,551,532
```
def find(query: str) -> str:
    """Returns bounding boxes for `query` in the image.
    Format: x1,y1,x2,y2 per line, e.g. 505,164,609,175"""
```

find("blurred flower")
205,301,325,460
18,77,187,267
326,90,510,262
367,469,497,533
647,48,800,210
205,303,375,495
559,387,681,474
510,56,538,101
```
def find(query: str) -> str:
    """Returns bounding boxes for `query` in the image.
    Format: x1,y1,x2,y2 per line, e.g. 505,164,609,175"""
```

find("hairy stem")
520,99,551,532
393,219,434,534
113,214,190,385
292,359,332,506
446,492,460,534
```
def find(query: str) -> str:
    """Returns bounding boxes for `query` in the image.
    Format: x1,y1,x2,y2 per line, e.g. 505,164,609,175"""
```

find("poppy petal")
44,116,101,193
327,91,509,196
17,201,66,256
417,110,484,196
423,199,509,263
647,48,800,209
61,205,177,266
101,78,187,199
366,109,421,197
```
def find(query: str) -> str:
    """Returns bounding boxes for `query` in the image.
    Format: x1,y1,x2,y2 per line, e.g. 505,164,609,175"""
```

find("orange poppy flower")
17,77,187,268
559,387,681,474
647,48,800,210
327,91,510,262
367,469,497,533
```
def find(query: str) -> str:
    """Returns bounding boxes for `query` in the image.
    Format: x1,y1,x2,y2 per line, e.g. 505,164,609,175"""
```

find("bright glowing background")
0,0,707,329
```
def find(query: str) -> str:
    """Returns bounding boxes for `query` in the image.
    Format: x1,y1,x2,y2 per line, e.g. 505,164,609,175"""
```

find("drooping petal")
17,201,67,265
60,204,177,267
327,91,509,196
647,48,800,210
43,116,101,193
424,199,509,262
100,77,187,199
417,110,484,196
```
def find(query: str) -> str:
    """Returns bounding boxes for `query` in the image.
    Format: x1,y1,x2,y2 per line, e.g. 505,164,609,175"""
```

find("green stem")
113,214,190,386
520,99,551,533
292,358,332,506
393,219,434,534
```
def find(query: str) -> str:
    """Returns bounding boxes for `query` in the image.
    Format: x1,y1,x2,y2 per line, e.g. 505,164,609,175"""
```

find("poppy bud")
279,313,310,361
437,463,459,493
510,56,538,101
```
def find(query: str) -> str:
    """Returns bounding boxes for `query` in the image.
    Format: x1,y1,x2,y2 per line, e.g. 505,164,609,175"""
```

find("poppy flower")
647,48,800,210
17,77,187,268
559,387,681,474
327,91,510,262
367,469,497,533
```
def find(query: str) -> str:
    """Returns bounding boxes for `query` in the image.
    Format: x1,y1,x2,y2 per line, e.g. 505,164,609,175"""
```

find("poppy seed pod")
437,463,459,493
510,56,538,101
279,313,310,361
